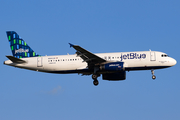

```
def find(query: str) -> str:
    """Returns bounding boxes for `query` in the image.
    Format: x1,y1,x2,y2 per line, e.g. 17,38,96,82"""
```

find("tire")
152,75,156,80
93,80,99,86
92,74,98,80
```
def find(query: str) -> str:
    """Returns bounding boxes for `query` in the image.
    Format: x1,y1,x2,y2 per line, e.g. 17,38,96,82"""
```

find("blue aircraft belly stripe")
125,66,170,71
47,66,170,74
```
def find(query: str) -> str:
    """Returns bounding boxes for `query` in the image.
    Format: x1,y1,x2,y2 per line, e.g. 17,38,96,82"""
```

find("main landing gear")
92,74,99,86
151,69,156,80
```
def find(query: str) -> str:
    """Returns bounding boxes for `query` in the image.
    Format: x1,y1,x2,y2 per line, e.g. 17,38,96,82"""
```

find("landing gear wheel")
92,74,98,80
152,75,156,80
93,80,99,86
151,69,156,80
92,74,100,86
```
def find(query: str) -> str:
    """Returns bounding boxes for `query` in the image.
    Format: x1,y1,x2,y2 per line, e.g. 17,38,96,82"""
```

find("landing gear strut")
92,74,100,86
151,69,156,80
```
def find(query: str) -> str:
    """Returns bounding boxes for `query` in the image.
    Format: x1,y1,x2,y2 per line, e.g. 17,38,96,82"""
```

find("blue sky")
0,0,180,120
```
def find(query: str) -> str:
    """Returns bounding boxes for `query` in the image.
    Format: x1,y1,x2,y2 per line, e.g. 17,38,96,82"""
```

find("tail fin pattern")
6,31,40,58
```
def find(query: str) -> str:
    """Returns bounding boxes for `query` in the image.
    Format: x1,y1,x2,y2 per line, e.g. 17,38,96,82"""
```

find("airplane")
4,31,177,86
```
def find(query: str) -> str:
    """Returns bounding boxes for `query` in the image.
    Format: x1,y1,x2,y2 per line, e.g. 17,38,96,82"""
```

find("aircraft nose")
171,58,177,66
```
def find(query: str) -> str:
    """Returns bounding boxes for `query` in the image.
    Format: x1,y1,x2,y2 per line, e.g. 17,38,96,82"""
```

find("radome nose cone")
173,59,177,66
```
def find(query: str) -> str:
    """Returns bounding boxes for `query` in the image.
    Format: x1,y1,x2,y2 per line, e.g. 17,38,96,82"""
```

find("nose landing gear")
151,69,156,80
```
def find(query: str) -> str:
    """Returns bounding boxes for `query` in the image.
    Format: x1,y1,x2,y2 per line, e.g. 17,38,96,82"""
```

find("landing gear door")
37,57,43,67
150,52,156,61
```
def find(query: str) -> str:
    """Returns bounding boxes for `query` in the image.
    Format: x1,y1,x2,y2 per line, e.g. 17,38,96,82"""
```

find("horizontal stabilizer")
6,55,26,63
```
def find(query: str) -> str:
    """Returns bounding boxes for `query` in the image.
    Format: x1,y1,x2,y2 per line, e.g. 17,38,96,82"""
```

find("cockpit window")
161,54,169,57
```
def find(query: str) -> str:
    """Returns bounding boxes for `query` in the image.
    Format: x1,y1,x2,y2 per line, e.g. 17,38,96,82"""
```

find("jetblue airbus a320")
4,31,177,86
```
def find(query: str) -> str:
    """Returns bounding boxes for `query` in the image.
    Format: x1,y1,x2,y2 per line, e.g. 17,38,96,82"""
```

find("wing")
69,43,106,65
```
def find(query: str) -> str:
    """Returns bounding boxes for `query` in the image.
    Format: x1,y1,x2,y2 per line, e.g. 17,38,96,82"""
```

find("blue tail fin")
6,31,40,58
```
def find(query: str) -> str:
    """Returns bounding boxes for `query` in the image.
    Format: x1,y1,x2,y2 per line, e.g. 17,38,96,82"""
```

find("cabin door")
150,52,156,61
37,57,43,67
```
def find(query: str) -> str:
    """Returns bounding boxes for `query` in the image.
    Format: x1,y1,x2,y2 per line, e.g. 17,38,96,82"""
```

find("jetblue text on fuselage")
121,53,146,61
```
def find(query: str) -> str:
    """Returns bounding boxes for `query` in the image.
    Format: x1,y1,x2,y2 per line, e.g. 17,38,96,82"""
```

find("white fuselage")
4,51,177,74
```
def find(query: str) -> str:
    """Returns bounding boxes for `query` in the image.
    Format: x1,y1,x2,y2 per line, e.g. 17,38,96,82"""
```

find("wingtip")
69,43,74,48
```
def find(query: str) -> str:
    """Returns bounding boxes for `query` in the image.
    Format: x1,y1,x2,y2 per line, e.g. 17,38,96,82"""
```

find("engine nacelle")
102,72,126,81
100,62,124,71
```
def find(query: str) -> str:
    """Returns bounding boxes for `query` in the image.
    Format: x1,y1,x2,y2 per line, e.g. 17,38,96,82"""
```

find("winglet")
69,43,74,48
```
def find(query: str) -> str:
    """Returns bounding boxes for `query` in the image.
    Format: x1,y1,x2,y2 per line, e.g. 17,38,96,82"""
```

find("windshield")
161,54,169,57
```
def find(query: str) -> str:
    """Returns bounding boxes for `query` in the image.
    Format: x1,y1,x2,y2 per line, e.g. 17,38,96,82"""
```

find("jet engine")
100,62,124,71
102,71,126,81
